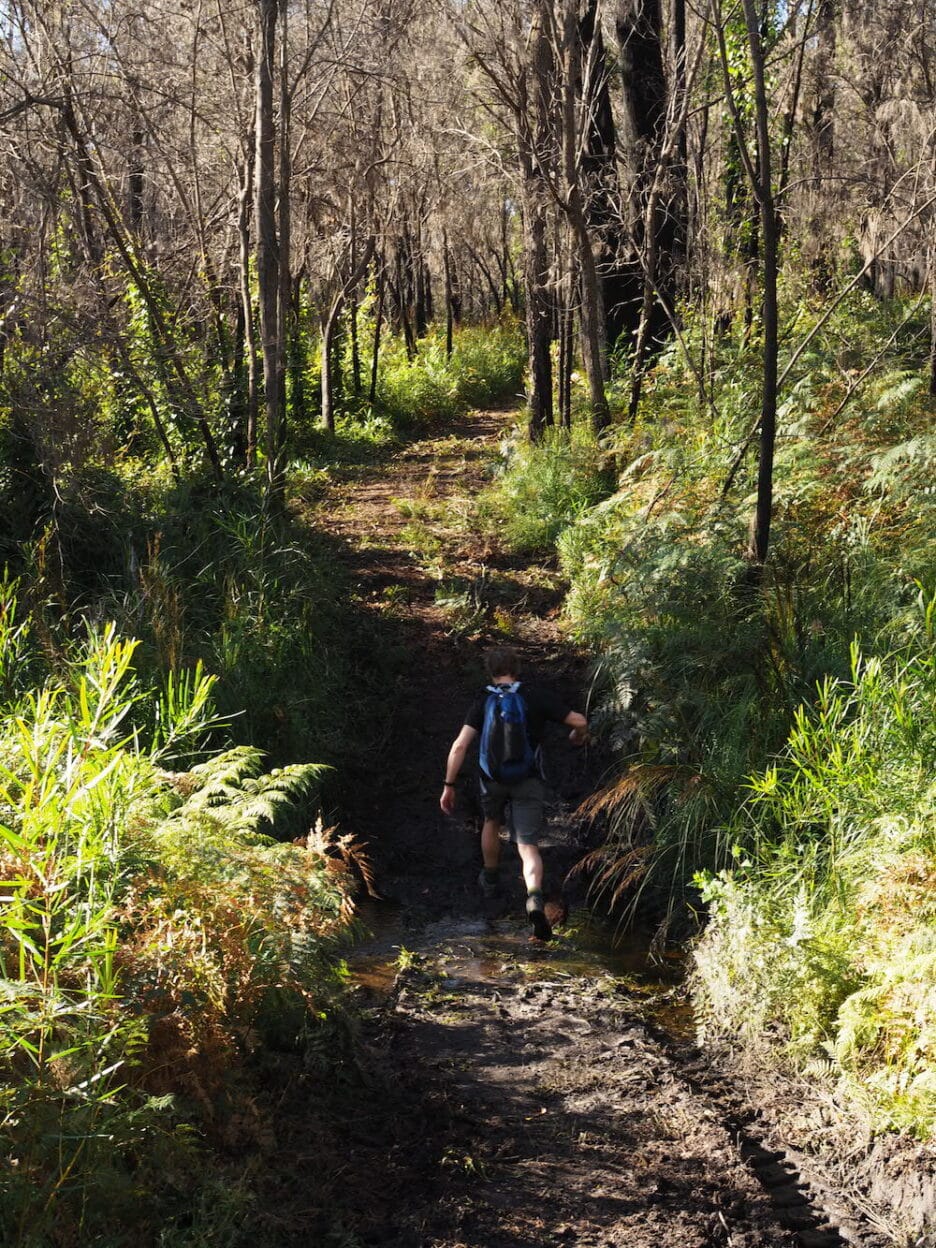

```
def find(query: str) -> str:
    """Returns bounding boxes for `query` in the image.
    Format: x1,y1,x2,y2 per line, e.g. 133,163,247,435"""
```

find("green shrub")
552,291,936,919
0,584,356,1244
692,595,936,1138
479,423,613,553
371,321,525,427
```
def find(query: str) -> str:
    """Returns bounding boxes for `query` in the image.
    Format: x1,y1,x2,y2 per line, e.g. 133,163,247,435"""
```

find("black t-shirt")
465,681,571,751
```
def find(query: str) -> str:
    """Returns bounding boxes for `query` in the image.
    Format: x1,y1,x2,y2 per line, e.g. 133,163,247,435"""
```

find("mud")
256,924,862,1248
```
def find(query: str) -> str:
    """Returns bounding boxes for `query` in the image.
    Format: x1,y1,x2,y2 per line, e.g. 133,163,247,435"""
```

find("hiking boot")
477,869,501,899
526,893,553,942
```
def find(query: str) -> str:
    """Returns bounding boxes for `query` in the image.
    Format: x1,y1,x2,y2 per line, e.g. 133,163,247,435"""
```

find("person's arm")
440,724,478,815
564,709,588,745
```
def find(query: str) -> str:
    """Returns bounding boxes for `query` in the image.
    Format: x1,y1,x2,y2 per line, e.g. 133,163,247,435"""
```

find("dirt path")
256,409,885,1248
325,408,591,918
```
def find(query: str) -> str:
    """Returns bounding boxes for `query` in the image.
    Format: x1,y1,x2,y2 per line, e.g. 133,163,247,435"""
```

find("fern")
866,433,936,498
873,369,923,412
171,746,329,839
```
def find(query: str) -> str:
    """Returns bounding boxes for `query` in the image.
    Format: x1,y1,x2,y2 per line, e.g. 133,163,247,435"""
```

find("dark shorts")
479,774,546,845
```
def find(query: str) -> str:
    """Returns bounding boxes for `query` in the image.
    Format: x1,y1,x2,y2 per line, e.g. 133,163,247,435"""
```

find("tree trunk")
466,245,503,315
350,202,362,391
323,235,376,428
321,302,340,433
255,0,281,484
238,150,260,467
578,0,630,354
369,264,385,408
275,0,291,459
616,0,678,355
500,200,512,307
562,3,610,432
289,275,307,426
671,0,688,274
129,126,145,233
393,242,417,359
811,0,836,288
741,0,779,566
443,230,454,358
559,234,575,429
520,0,555,441
414,229,429,339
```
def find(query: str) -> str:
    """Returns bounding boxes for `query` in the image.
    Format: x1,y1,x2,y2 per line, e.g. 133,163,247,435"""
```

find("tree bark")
350,201,362,392
276,0,292,458
369,263,385,408
321,304,341,433
519,0,555,441
238,150,260,467
578,0,630,354
443,229,454,358
128,126,144,233
255,0,282,485
562,2,610,432
741,0,779,566
616,0,681,358
322,235,376,430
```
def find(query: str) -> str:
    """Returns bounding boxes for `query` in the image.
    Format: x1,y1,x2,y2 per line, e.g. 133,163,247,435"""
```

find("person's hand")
569,725,589,746
440,784,457,815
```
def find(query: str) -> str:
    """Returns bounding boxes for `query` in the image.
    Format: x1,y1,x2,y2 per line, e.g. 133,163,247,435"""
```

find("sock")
527,887,543,902
482,867,499,885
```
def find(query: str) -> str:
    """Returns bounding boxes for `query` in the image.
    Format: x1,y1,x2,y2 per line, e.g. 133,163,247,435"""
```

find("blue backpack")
479,682,537,783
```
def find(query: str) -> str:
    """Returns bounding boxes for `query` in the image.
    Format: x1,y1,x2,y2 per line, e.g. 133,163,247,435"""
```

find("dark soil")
251,408,913,1248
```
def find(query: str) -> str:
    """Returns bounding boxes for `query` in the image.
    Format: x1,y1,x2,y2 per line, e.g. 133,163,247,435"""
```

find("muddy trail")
255,410,889,1248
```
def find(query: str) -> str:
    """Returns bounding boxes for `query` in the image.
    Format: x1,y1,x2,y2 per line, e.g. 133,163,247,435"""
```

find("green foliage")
479,291,936,1140
478,423,613,553
0,582,354,1244
551,291,935,917
693,599,936,1138
362,321,525,428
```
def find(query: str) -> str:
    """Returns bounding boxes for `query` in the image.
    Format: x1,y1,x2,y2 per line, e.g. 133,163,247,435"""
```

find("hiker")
439,646,588,941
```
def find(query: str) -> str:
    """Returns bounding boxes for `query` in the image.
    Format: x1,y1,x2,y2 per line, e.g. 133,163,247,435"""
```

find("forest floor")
251,408,889,1248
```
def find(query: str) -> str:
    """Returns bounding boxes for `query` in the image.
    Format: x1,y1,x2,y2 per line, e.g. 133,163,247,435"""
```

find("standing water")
345,898,691,1035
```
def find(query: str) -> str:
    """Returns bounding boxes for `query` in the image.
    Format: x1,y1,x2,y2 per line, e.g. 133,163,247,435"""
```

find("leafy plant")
0,587,355,1244
478,422,613,553
692,593,936,1138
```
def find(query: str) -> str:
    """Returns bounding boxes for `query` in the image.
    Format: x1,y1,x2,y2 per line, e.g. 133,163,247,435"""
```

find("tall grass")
370,321,526,427
692,591,936,1138
534,293,936,924
485,292,935,1137
478,422,613,553
0,580,356,1244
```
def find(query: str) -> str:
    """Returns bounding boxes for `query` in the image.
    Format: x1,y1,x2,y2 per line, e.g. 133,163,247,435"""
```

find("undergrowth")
484,291,935,1139
477,421,613,552
368,321,525,427
693,597,936,1138
0,580,359,1245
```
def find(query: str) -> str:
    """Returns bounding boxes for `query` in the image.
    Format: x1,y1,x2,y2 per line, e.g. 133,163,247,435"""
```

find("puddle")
346,898,691,1035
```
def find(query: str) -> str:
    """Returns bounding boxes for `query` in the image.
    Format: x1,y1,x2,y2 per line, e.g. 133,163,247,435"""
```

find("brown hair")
484,646,522,680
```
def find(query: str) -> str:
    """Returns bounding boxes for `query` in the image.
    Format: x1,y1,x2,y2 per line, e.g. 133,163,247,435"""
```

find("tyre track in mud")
256,408,893,1248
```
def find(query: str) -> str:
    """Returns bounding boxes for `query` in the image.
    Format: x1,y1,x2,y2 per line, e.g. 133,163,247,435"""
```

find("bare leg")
518,842,551,940
481,819,503,870
517,842,544,893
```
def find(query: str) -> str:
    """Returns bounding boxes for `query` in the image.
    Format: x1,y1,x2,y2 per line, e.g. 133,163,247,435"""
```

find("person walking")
440,646,588,941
